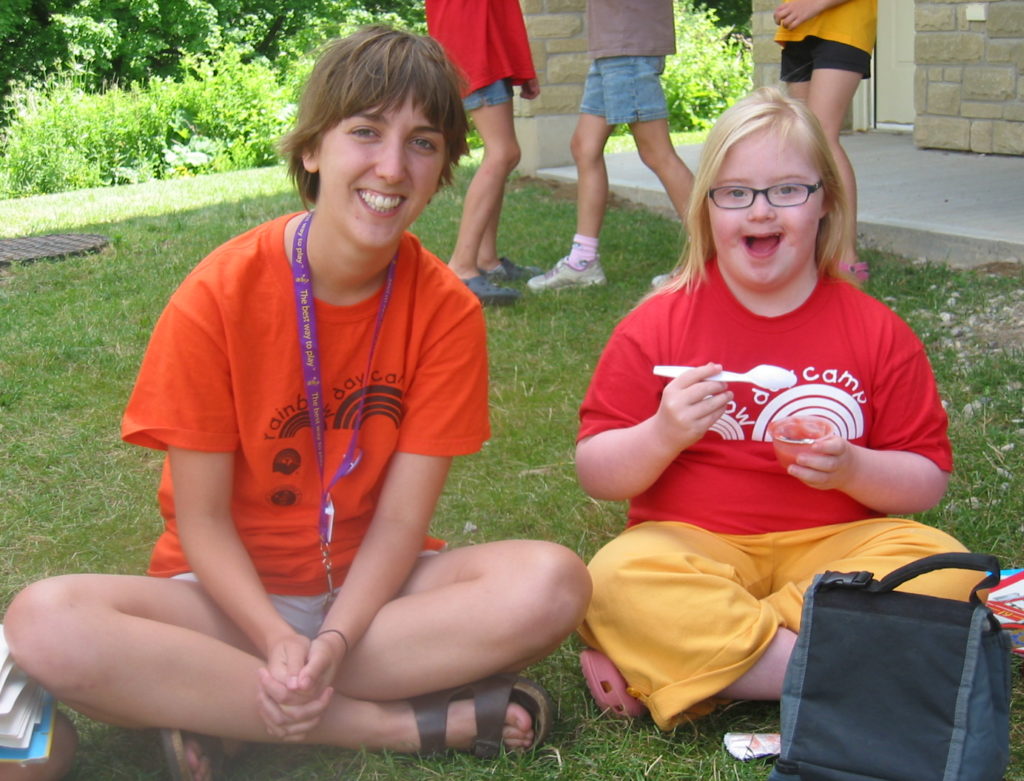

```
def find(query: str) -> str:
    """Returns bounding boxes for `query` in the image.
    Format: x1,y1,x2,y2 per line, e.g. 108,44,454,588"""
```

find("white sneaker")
527,256,606,292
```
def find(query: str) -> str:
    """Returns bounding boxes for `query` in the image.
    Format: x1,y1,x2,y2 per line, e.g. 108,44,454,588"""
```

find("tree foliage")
663,0,752,132
699,0,752,35
0,0,422,109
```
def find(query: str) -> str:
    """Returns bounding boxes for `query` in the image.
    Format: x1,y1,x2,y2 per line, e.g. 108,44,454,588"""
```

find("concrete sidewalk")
536,130,1024,269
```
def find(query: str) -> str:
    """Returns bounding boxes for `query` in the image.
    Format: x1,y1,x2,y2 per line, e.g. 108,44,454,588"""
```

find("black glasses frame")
708,181,823,209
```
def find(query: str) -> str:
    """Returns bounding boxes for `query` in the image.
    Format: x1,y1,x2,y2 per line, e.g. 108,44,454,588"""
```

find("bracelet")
315,629,350,653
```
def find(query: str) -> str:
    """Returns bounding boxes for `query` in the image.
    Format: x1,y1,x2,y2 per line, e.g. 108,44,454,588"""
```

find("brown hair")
659,87,851,293
279,26,469,206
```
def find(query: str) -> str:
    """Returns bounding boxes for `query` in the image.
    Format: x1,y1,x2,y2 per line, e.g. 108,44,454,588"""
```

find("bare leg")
4,540,590,753
788,70,863,268
447,102,520,279
717,628,797,700
630,118,694,221
571,113,616,239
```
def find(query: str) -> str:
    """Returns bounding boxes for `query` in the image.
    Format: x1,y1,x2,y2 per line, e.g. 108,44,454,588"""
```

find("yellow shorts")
578,518,973,729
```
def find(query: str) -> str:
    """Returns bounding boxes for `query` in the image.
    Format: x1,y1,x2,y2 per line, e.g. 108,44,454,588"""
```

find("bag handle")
870,552,1001,605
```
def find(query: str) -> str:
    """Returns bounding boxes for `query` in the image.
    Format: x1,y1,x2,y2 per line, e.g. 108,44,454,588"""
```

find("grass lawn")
1,158,1021,779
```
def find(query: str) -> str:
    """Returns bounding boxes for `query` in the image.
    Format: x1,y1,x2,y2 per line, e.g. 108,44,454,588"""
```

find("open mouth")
745,233,781,256
360,190,403,214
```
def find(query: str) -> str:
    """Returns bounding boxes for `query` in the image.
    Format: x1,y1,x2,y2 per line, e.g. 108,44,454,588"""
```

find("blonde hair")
660,87,851,293
279,26,469,207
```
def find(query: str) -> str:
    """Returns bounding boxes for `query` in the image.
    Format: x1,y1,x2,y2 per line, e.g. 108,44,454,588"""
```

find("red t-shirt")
579,262,952,535
122,215,490,595
426,0,537,95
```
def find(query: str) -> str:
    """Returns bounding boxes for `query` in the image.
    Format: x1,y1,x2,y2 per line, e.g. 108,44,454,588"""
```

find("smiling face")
708,128,828,316
301,99,446,263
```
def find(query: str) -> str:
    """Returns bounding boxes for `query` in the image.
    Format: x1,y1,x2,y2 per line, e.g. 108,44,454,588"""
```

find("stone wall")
750,0,784,89
749,0,1024,156
516,0,588,172
915,1,1024,155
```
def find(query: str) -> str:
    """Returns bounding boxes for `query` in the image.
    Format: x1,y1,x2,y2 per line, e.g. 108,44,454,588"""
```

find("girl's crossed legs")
580,518,972,729
4,540,591,762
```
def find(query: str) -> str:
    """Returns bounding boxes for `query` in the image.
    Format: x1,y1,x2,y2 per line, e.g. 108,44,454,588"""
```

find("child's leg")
579,522,782,730
630,118,694,221
721,518,976,703
447,101,520,280
5,540,589,752
787,69,863,267
527,113,612,290
570,113,616,239
764,517,976,632
716,627,797,701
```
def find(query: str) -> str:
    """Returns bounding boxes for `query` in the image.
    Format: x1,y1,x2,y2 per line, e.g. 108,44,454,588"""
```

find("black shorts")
780,36,871,82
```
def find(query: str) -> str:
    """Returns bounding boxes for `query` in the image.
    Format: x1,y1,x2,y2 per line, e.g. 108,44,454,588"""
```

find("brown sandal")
409,673,554,759
160,728,225,780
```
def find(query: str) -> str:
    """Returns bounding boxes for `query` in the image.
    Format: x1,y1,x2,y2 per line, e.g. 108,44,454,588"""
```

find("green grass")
0,161,1021,779
605,129,708,155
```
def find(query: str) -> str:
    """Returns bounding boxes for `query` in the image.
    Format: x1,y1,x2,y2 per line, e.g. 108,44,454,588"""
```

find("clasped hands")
256,630,345,741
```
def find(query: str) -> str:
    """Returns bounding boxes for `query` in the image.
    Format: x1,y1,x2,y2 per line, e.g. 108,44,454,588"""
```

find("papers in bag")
990,569,1024,657
0,626,55,763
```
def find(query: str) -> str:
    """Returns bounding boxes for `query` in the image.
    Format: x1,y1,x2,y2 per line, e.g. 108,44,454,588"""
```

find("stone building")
515,0,1024,166
753,0,1022,156
515,0,590,173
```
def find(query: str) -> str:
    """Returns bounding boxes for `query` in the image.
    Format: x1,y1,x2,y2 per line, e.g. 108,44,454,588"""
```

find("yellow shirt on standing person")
774,0,878,55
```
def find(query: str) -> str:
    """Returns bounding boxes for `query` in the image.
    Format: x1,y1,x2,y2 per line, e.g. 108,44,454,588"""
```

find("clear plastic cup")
768,416,836,469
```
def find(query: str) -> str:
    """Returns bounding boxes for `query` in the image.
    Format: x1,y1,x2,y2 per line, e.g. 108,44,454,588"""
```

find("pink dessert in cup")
768,416,837,469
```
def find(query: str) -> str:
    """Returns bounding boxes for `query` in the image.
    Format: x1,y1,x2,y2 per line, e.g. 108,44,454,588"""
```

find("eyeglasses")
708,181,823,209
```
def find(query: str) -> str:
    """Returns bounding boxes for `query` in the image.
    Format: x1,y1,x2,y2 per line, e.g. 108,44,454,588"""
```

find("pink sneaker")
579,648,646,718
839,259,870,282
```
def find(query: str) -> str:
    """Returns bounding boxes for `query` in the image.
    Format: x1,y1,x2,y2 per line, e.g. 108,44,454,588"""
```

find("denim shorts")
463,78,513,111
580,55,669,125
780,37,871,82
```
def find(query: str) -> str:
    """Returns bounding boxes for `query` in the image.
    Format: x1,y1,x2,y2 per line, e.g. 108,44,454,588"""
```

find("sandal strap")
409,674,554,759
409,686,465,756
468,674,516,759
160,728,190,781
159,728,226,781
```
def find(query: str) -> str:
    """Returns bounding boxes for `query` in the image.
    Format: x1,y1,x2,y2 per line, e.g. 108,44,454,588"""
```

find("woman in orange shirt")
4,27,590,780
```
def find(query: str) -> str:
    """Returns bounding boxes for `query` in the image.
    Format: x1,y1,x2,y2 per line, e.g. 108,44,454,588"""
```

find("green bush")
664,0,752,132
0,46,290,198
164,46,291,173
0,77,170,197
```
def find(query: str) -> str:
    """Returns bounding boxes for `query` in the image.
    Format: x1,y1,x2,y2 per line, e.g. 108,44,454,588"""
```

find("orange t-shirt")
122,215,490,595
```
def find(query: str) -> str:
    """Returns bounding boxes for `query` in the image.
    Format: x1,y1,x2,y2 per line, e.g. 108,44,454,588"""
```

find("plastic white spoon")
653,363,798,392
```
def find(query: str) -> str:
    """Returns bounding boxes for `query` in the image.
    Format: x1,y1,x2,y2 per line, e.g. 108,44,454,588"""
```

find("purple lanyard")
289,211,396,548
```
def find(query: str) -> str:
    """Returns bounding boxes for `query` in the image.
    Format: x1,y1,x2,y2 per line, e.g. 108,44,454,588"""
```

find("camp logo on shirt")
264,368,407,438
262,373,406,507
708,366,867,442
